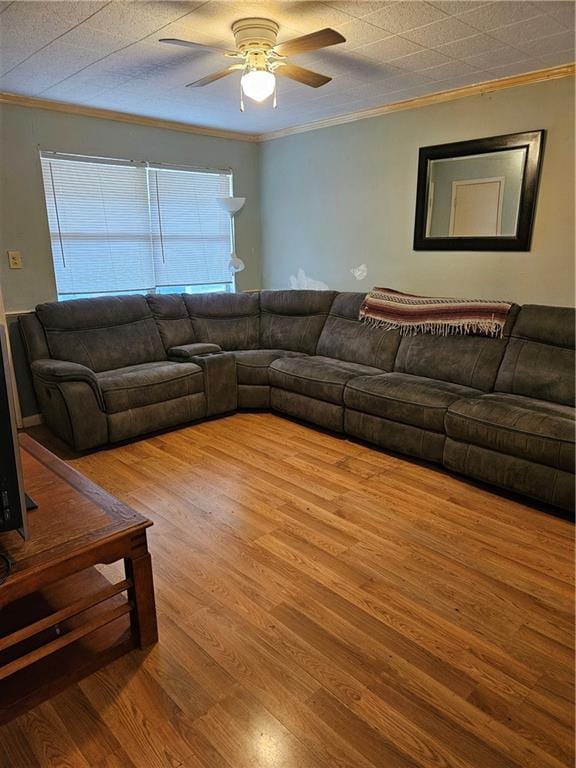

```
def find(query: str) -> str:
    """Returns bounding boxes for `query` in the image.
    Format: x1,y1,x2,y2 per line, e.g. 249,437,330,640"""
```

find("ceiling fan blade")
186,66,242,88
275,64,331,88
273,28,345,57
159,38,239,56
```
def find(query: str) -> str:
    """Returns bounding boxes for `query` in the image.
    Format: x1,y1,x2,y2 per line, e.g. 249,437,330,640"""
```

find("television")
0,324,29,540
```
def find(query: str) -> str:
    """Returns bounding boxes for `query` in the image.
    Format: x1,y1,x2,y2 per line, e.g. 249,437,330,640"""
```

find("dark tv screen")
0,325,28,538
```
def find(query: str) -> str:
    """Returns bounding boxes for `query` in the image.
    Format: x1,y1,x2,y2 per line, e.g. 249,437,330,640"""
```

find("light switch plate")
7,250,22,269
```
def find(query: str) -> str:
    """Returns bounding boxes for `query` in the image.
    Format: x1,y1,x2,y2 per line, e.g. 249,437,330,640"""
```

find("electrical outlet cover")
7,251,22,269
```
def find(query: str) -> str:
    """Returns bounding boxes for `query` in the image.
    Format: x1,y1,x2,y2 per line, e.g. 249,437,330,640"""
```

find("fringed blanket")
359,287,513,338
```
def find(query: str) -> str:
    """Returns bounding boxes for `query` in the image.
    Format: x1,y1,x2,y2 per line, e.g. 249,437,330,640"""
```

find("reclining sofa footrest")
444,437,575,512
345,409,446,464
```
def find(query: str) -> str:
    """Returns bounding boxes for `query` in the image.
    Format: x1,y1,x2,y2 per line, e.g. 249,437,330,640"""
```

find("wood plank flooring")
2,413,574,768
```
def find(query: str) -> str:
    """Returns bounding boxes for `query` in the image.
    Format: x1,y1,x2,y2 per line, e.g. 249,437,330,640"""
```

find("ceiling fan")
159,18,346,110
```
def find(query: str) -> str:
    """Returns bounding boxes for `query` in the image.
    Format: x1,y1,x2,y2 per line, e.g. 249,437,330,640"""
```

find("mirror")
413,131,544,251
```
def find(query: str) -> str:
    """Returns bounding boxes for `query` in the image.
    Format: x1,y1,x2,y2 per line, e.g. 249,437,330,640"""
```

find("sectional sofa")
19,290,575,512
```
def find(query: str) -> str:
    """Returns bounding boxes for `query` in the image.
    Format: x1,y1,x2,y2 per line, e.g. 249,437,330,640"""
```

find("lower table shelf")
0,567,136,724
0,434,158,724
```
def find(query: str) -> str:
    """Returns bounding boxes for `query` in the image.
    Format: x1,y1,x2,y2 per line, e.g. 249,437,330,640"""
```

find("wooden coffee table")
0,433,158,724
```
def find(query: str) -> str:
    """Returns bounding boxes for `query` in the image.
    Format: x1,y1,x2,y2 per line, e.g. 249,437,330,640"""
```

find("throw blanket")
359,287,512,338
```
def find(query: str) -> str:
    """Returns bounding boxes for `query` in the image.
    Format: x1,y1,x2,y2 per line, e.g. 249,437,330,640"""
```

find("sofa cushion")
19,312,50,364
232,349,307,385
97,361,203,414
393,305,519,392
184,292,260,350
510,303,575,348
345,373,481,432
36,295,166,372
270,356,381,405
260,290,337,354
316,292,401,370
495,305,575,406
146,294,194,350
445,393,575,472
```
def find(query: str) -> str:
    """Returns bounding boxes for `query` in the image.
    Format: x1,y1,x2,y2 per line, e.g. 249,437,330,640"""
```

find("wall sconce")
218,196,246,273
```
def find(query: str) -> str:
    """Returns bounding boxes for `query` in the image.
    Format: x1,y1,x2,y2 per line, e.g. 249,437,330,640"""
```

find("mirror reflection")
425,148,527,238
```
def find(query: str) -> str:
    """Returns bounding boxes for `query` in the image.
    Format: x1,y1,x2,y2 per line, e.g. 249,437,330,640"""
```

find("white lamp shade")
218,196,246,215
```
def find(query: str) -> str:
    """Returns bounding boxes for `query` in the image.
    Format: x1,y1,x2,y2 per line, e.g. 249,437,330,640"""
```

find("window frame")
39,150,237,300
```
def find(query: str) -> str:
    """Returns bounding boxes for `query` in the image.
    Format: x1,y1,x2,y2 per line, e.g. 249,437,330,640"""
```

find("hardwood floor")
2,412,574,768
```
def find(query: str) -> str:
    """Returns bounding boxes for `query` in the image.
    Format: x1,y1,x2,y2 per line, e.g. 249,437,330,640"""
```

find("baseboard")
22,414,44,428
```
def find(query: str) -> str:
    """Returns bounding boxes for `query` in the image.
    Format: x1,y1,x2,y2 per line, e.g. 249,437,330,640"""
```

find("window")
40,152,235,300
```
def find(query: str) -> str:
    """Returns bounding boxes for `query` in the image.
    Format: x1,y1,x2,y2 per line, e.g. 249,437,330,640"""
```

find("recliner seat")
20,291,575,512
96,361,204,414
443,305,575,510
270,357,383,405
20,295,209,450
270,355,384,433
344,307,519,465
268,292,402,433
233,349,307,386
445,393,574,472
345,374,482,433
344,373,482,463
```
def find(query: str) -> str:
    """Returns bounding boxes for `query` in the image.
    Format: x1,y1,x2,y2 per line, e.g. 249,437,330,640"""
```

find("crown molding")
0,92,260,143
0,64,573,144
259,63,576,142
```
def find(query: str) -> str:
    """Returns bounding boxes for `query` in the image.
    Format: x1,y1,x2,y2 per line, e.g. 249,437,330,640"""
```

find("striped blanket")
359,287,513,337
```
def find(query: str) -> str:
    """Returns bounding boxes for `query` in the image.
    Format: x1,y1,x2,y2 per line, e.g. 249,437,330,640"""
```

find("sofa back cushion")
35,295,166,372
495,304,575,405
146,294,194,350
260,290,337,355
19,312,50,363
183,292,260,350
316,292,400,370
394,305,520,391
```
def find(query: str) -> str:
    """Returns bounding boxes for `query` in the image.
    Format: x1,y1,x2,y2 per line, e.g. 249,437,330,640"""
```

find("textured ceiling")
0,1,574,135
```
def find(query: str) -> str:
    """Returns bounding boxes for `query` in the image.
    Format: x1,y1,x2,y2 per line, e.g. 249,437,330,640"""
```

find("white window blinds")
40,152,234,299
149,166,232,288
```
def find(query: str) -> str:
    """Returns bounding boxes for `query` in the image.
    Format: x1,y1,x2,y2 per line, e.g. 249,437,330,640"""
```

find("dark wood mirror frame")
413,130,545,252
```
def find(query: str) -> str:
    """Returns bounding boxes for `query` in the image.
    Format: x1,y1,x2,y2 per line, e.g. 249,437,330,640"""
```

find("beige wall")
0,103,261,312
261,77,575,306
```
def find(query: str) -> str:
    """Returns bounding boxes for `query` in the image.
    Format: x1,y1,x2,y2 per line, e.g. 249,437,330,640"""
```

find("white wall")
0,103,261,312
260,77,575,306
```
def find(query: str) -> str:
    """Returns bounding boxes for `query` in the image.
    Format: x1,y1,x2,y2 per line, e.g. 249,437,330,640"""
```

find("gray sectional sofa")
19,290,575,512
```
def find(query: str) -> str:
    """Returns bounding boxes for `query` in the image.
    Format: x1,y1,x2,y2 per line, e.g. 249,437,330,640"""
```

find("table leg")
124,532,158,648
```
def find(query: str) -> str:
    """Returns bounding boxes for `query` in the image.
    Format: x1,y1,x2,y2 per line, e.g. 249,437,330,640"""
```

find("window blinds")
40,153,233,297
149,166,232,288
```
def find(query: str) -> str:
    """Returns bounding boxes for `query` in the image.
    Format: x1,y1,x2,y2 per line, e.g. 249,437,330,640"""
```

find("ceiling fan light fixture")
240,69,275,103
160,18,345,111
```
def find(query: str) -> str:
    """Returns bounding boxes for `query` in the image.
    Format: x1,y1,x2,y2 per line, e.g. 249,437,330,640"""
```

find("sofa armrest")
30,360,107,450
168,343,222,360
186,352,237,415
31,359,104,408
